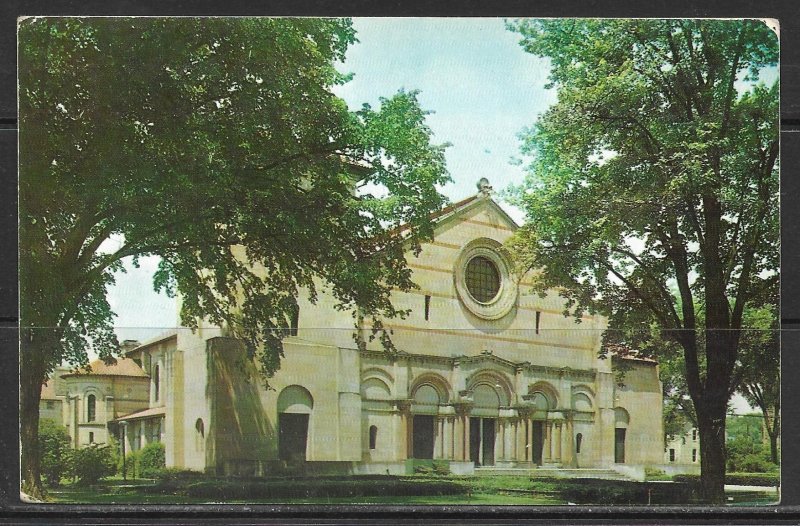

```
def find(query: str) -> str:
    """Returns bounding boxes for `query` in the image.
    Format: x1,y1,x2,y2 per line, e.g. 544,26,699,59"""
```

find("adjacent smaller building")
39,348,155,451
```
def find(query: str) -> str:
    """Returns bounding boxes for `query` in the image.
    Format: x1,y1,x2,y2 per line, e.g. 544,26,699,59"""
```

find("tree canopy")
18,17,449,496
507,18,778,503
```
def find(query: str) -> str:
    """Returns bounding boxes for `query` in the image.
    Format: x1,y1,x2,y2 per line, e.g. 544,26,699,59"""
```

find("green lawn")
43,475,778,506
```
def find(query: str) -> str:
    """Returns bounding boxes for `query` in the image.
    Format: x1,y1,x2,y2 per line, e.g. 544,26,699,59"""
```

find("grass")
44,474,779,506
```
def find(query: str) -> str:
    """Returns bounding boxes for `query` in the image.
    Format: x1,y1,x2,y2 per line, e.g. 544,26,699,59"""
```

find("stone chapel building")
45,184,665,476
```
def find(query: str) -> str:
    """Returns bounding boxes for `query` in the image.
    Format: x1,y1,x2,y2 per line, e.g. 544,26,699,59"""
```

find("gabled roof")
393,191,519,239
61,357,149,378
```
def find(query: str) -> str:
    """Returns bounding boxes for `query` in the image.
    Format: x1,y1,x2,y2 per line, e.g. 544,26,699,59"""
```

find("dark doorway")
533,421,545,465
469,417,481,464
469,417,496,466
278,413,309,462
412,415,435,459
615,428,626,463
481,418,496,466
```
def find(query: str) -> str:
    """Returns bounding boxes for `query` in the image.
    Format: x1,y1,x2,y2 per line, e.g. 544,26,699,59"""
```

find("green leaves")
18,17,450,380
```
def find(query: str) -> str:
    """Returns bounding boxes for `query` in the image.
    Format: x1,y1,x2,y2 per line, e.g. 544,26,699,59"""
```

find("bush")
181,478,466,500
38,419,72,487
672,473,779,487
72,444,116,485
139,442,166,478
559,479,694,505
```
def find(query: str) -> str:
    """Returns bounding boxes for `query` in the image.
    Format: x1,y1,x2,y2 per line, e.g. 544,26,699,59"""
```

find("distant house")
665,425,700,471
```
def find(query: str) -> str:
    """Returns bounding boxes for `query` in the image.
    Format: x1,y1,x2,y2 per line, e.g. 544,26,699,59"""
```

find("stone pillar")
433,418,443,459
562,417,574,467
515,418,525,461
544,421,552,462
503,419,514,460
526,418,534,462
395,401,411,460
443,417,452,460
554,422,562,462
454,416,463,460
495,420,502,461
463,415,471,461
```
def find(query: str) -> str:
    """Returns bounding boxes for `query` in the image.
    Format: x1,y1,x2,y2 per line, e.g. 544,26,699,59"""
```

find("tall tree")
18,17,449,498
507,19,778,503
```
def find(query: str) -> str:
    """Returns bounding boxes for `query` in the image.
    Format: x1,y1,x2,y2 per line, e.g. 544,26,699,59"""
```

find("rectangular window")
424,295,431,321
692,429,697,441
692,449,697,462
669,449,675,462
535,311,541,335
89,432,94,443
290,304,299,337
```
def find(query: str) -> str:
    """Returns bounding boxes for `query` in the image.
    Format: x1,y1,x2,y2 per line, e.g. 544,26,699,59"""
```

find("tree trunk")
696,403,728,504
19,329,54,500
768,420,780,465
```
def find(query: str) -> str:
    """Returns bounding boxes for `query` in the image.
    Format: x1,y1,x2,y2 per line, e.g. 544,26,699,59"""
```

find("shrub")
72,444,116,485
38,419,72,487
672,473,779,487
139,442,166,478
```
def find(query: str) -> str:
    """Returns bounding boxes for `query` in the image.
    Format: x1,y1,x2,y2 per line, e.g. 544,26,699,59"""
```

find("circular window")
454,239,518,320
465,256,501,303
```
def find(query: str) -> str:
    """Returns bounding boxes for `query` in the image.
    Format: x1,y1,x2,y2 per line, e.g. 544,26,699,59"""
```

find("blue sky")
109,17,555,342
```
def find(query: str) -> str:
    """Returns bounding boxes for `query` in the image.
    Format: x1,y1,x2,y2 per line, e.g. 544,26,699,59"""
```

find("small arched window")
576,433,583,454
87,394,96,422
369,425,378,450
195,418,205,438
195,418,205,452
153,364,160,402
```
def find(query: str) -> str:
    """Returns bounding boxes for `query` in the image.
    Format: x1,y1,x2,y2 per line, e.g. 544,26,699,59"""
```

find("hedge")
557,479,694,505
673,473,780,487
149,477,466,500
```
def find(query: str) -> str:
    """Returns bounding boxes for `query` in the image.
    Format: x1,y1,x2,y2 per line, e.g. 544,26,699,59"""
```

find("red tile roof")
61,357,149,378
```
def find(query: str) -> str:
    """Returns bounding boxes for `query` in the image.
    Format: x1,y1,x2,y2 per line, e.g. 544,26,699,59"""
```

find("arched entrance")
277,385,313,462
469,383,501,466
411,384,440,459
614,407,630,463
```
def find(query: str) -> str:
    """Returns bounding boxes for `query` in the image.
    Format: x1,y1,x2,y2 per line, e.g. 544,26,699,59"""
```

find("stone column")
433,418,443,459
526,418,534,462
395,401,411,460
463,415,471,461
562,416,574,467
544,421,552,463
454,416,463,461
443,417,453,460
515,418,525,461
554,422,562,462
495,419,502,461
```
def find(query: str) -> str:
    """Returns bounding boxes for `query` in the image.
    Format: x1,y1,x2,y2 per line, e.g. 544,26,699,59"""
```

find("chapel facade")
115,188,664,476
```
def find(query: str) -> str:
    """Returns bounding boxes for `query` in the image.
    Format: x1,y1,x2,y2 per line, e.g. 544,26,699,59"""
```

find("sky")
109,17,555,344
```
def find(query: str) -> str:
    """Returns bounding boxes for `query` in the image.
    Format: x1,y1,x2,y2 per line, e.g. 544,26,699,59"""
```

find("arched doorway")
411,384,440,459
469,383,501,466
277,385,313,462
614,407,630,463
